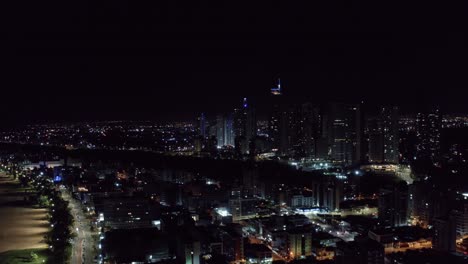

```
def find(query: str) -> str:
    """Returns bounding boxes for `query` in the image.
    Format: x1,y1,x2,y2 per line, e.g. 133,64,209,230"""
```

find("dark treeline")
0,143,323,186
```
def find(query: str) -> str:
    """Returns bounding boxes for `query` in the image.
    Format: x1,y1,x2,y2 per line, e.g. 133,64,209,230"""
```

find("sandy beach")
0,173,49,253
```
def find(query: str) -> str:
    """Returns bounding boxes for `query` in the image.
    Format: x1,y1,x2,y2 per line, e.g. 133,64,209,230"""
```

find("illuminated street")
1,3,468,262
62,190,96,264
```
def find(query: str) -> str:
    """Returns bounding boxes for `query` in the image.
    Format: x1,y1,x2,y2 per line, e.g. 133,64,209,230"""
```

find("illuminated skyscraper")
216,114,225,148
198,113,207,138
382,106,399,163
216,113,235,147
321,176,343,211
367,106,399,163
269,103,284,154
269,105,280,151
224,114,235,146
327,103,364,165
367,117,384,163
297,103,321,157
234,98,257,154
278,103,321,158
416,107,441,160
233,108,244,139
268,78,290,155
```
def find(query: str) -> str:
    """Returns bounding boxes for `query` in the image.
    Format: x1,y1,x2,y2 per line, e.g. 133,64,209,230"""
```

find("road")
266,244,288,262
305,216,356,242
246,232,286,262
384,241,432,254
62,190,96,264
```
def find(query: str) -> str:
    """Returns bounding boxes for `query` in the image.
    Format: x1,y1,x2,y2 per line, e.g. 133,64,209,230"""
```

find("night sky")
1,1,467,124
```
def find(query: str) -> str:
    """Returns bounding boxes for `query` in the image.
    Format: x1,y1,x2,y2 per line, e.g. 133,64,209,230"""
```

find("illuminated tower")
224,113,235,146
327,103,363,165
234,98,256,155
416,107,441,160
382,106,399,163
198,113,207,138
271,78,282,95
269,78,285,154
215,113,235,147
216,114,225,148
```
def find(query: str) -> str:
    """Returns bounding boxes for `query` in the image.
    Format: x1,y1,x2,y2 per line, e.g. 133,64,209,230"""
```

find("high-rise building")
300,103,321,157
454,199,468,238
268,84,323,158
321,176,343,211
328,103,350,163
198,113,207,138
433,214,457,252
229,197,258,222
315,110,329,159
269,104,281,152
193,137,203,153
311,176,343,212
234,108,244,139
215,114,234,148
245,105,257,144
216,114,225,148
224,114,235,146
234,98,257,155
326,103,364,165
284,103,321,158
278,107,290,155
241,166,264,198
288,230,312,259
408,181,432,227
378,182,408,228
290,194,314,208
178,240,201,264
269,79,288,155
381,106,399,163
367,117,384,163
416,107,441,160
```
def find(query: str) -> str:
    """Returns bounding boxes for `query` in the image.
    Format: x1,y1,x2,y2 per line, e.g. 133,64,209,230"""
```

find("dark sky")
1,1,467,124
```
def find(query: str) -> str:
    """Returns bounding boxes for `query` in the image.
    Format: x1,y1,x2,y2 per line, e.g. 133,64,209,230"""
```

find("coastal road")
62,190,95,264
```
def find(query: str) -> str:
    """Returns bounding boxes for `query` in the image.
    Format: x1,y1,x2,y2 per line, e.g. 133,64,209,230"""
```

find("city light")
215,208,231,217
0,16,465,263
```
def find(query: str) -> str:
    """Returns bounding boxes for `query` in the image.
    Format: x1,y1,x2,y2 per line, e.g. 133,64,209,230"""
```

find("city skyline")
1,2,468,263
1,88,467,127
2,2,467,124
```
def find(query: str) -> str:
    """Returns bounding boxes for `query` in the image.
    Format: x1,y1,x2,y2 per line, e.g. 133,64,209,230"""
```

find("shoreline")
0,172,49,253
